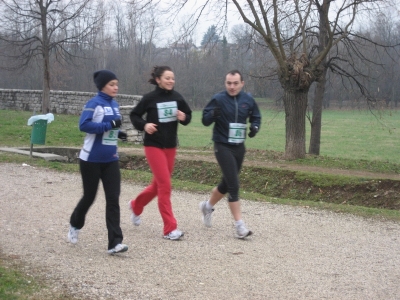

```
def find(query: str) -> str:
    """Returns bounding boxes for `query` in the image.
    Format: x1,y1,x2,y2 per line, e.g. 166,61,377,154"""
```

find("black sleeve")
178,98,192,126
130,98,147,131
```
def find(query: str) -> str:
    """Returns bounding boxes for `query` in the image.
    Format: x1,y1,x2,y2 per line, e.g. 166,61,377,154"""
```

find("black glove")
110,119,122,128
248,125,259,138
212,106,221,118
118,131,127,141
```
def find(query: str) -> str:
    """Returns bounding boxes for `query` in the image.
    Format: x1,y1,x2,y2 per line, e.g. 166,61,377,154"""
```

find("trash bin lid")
27,113,54,126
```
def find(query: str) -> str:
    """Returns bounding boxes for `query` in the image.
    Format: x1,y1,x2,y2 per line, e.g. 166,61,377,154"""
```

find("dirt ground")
1,162,400,299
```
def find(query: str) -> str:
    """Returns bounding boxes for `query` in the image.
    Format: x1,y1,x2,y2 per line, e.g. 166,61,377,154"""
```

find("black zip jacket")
130,86,192,148
202,90,261,145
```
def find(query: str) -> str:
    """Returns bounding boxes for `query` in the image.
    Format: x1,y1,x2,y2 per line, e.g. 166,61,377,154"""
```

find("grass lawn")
1,108,400,164
179,109,400,164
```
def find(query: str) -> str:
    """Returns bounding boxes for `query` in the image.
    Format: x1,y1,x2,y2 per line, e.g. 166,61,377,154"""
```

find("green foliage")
294,172,360,187
293,155,400,174
0,253,74,300
0,264,39,300
201,25,219,46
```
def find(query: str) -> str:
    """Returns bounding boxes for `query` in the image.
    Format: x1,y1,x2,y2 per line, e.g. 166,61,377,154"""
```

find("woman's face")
101,80,119,97
156,70,175,90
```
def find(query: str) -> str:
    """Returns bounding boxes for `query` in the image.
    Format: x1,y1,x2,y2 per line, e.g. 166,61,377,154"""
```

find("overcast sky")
156,0,378,47
159,1,243,46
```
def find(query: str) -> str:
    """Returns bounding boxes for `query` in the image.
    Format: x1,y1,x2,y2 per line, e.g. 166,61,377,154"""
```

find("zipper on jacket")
234,96,238,123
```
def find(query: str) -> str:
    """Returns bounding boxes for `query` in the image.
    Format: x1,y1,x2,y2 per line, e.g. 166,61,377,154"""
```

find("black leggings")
214,142,246,202
70,159,123,250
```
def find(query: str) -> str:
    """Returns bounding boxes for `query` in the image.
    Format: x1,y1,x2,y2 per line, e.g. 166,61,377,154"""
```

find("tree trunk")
40,2,50,113
42,54,51,113
309,0,330,155
283,89,308,159
309,68,327,155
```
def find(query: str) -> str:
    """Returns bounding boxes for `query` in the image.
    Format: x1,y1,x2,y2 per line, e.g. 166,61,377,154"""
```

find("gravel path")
1,163,400,299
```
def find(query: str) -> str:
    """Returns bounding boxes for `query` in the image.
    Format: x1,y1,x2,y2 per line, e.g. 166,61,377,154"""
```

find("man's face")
225,73,244,97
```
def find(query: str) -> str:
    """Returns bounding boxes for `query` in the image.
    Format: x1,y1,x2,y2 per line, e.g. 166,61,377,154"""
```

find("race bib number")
157,101,177,123
102,129,118,145
228,123,246,143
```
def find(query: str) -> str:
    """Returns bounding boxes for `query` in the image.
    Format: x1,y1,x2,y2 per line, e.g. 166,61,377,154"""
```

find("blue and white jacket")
78,92,122,162
202,90,261,145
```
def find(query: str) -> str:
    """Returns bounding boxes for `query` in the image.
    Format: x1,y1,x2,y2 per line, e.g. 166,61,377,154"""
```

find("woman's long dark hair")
148,66,172,85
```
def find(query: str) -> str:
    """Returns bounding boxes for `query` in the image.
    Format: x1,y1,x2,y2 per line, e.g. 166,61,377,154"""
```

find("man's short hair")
226,70,243,81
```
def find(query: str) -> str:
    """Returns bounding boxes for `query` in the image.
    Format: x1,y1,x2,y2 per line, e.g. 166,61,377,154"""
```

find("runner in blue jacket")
68,70,128,254
200,69,261,238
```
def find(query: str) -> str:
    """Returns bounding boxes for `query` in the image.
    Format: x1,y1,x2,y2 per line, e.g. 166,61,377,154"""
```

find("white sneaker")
163,229,184,240
128,201,141,226
199,201,214,227
130,213,141,226
67,225,79,244
235,224,253,239
107,243,128,254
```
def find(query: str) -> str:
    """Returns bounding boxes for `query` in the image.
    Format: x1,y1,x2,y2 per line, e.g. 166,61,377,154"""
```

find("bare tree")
229,24,281,100
307,1,400,155
165,0,389,159
368,10,400,107
0,0,104,113
229,0,367,159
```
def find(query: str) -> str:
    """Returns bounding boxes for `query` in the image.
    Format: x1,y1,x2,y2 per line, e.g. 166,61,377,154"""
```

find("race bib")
157,101,177,123
228,123,246,143
103,106,114,115
102,129,118,145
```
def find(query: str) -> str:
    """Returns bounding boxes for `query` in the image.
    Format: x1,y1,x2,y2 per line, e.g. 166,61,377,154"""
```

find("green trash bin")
31,119,48,145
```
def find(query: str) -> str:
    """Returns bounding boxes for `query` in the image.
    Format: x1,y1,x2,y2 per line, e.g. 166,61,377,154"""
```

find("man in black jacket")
200,69,261,239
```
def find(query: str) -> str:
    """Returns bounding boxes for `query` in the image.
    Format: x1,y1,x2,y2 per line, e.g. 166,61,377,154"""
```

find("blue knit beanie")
93,70,118,91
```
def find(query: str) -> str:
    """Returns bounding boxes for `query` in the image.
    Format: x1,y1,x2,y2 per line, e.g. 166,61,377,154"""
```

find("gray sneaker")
67,225,79,244
128,201,141,226
199,201,214,227
107,243,128,255
235,224,253,239
163,229,184,240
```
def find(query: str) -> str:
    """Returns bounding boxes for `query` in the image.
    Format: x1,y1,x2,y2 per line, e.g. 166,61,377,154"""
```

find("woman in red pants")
129,66,192,240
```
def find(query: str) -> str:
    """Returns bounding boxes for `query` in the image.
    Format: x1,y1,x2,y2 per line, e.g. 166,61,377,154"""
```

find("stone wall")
0,89,144,144
0,88,141,114
119,106,144,144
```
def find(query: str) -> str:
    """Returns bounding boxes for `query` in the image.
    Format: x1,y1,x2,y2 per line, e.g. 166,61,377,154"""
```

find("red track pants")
131,146,177,235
